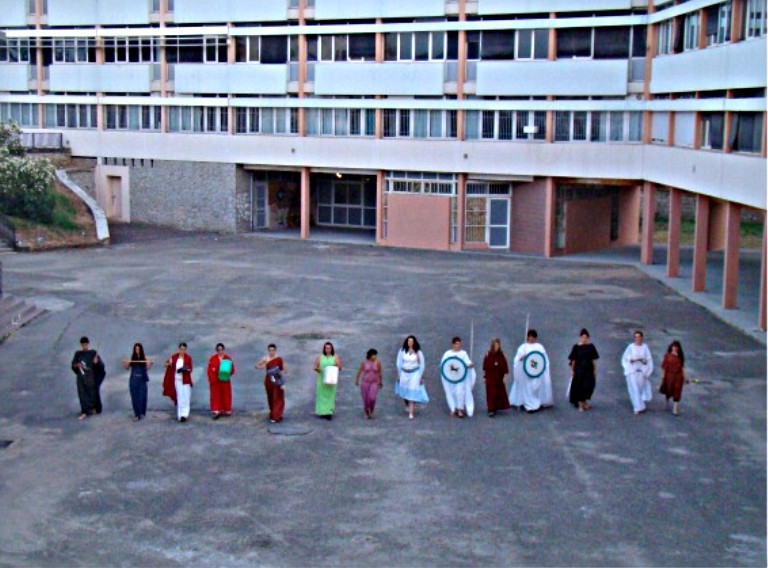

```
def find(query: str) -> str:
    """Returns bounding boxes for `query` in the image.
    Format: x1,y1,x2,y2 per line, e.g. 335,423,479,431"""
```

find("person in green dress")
313,342,342,420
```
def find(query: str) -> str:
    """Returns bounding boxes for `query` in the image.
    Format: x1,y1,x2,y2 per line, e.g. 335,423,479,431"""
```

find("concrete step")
0,246,15,256
0,298,26,319
0,298,46,342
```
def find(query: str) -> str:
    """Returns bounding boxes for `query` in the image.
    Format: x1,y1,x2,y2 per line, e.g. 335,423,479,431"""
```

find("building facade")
0,0,766,324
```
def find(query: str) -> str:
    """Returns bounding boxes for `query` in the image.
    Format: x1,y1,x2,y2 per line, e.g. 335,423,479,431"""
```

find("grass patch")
7,192,80,233
655,218,763,249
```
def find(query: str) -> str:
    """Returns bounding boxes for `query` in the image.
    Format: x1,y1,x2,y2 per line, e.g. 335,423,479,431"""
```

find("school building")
0,0,766,327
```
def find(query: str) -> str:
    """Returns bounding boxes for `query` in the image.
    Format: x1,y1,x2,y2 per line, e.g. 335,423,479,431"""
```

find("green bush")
0,122,56,224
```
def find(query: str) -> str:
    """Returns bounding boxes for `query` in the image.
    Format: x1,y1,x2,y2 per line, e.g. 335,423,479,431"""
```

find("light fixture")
335,172,342,179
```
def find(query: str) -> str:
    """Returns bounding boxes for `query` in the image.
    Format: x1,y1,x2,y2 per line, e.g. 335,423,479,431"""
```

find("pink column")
640,182,656,265
760,213,767,330
543,177,555,257
375,171,384,245
300,167,311,240
722,201,741,309
692,195,710,292
666,188,682,277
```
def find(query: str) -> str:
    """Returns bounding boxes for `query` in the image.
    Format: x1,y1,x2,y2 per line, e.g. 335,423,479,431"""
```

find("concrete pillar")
640,182,655,265
453,173,467,251
543,177,555,257
375,170,385,245
692,195,710,292
760,213,767,330
722,201,741,309
666,188,682,277
300,167,311,240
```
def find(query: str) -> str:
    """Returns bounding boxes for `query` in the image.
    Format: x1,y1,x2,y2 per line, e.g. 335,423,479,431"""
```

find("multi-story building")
0,0,765,326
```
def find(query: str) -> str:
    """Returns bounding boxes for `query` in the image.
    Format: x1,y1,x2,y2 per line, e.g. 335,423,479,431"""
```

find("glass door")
487,198,509,248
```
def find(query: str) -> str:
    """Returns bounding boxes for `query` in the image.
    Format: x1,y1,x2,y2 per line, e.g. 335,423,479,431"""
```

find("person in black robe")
568,328,599,411
71,336,106,420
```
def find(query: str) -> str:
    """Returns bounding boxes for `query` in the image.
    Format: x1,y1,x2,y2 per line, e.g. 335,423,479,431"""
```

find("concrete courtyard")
0,231,765,566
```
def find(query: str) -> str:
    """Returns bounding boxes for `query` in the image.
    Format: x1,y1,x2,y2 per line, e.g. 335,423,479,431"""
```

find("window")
0,103,39,127
704,2,732,45
594,26,630,59
657,20,674,55
384,31,450,61
104,37,157,63
53,38,96,63
729,112,763,152
385,171,457,195
304,107,371,137
631,25,646,57
700,112,724,149
466,31,481,60
316,179,376,228
683,12,700,51
0,39,32,63
348,34,375,60
234,36,288,63
166,36,204,63
555,111,640,142
480,30,515,60
204,36,228,63
557,28,592,58
516,29,548,60
465,109,545,141
168,106,228,133
744,0,767,37
104,105,160,131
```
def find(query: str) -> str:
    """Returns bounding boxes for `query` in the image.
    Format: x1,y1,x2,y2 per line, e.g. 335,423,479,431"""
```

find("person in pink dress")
354,349,383,419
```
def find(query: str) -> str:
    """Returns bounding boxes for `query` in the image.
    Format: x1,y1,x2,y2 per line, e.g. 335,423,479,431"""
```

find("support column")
666,188,682,277
543,177,555,258
760,213,767,330
722,201,741,309
375,170,385,245
300,167,311,240
640,182,655,265
453,173,467,251
692,195,710,292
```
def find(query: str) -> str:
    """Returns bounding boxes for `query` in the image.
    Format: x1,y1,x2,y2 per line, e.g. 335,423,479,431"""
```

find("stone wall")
127,160,238,232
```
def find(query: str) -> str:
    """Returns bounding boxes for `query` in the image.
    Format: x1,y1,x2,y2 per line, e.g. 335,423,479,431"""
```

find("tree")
0,122,55,223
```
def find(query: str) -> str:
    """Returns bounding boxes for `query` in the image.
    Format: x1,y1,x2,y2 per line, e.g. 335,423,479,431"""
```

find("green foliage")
0,121,56,223
51,192,79,231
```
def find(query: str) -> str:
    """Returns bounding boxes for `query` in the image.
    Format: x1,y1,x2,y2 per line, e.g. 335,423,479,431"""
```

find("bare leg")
408,401,414,420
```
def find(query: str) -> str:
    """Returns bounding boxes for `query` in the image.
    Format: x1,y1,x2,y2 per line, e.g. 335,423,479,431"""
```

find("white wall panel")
479,0,632,14
314,63,444,96
644,145,766,209
476,60,629,96
651,38,767,93
0,0,27,26
674,112,696,148
0,64,30,91
47,0,150,25
314,0,445,20
174,64,289,95
49,64,152,92
173,0,287,23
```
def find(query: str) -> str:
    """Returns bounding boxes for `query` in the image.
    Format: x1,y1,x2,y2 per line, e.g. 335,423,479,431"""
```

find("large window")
104,37,158,63
385,171,457,195
683,12,700,51
384,31,453,61
700,112,724,150
593,26,630,59
234,35,289,64
304,108,374,136
166,36,204,63
464,109,546,141
53,38,96,63
557,28,593,58
381,108,457,139
657,20,674,55
234,107,298,134
705,2,732,45
516,29,549,59
104,105,161,131
729,112,763,153
0,39,32,63
480,30,516,60
554,111,643,143
44,103,97,129
0,102,38,127
317,179,376,228
744,0,767,37
168,106,228,133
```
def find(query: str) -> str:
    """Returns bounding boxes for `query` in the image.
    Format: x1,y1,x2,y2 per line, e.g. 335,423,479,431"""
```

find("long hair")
401,335,421,353
131,343,146,361
489,338,502,354
667,340,685,367
323,342,335,356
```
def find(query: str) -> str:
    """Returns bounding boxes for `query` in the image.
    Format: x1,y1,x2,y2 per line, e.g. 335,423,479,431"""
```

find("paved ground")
0,229,765,566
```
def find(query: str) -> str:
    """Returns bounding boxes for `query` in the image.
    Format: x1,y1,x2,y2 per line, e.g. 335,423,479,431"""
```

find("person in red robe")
207,343,235,420
163,342,193,422
659,340,688,416
256,343,285,423
482,338,511,417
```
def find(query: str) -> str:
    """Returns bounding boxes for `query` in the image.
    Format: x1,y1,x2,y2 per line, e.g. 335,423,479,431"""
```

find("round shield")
522,350,547,379
440,356,468,384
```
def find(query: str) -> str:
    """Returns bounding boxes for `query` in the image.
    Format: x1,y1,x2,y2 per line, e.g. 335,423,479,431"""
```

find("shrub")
0,122,56,224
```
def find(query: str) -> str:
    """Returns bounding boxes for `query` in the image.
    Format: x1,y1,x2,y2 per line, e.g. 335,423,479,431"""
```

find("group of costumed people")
70,329,689,422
